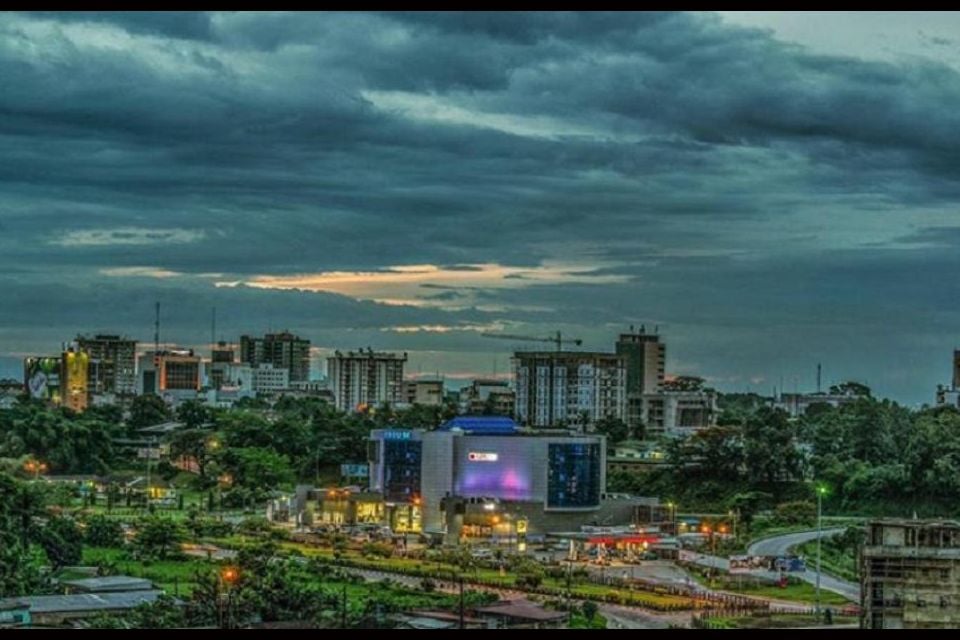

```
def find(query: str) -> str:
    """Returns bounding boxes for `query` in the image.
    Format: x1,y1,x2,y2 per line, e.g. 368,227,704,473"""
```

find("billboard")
729,554,807,574
24,357,62,403
341,463,369,478
63,350,89,412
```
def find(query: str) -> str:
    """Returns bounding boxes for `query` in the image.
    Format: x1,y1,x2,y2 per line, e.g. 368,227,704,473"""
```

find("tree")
129,395,171,429
828,381,871,397
773,501,816,527
594,417,630,447
169,429,217,483
177,400,211,430
134,516,184,560
726,491,773,531
0,472,49,597
663,376,706,392
84,514,125,548
218,448,294,499
743,407,805,486
582,601,599,621
36,516,84,570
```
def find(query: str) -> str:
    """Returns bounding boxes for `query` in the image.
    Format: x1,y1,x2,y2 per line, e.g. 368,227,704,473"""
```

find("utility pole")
458,574,465,629
816,485,825,616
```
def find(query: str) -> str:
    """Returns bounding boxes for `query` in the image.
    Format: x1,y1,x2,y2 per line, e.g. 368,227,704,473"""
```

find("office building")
862,519,960,629
327,349,407,411
75,334,137,395
513,351,626,429
137,349,202,401
240,331,311,384
458,379,516,416
252,363,289,394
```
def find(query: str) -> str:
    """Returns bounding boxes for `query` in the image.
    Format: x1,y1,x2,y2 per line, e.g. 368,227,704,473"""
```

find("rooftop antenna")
211,307,217,358
154,302,160,354
816,363,822,394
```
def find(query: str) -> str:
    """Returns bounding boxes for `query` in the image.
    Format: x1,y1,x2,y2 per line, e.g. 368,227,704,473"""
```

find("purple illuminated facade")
368,424,606,533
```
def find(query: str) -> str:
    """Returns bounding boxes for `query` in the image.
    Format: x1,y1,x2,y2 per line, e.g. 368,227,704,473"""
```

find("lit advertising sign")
383,430,412,440
63,350,89,412
468,452,499,462
341,464,369,478
24,357,62,403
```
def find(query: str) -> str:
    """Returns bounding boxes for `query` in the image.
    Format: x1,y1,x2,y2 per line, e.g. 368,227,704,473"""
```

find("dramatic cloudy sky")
3,11,960,403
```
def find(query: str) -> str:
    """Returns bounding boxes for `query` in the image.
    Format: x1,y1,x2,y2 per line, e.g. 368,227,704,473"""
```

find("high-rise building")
616,327,665,395
138,349,202,399
61,349,89,413
327,349,407,411
240,332,310,383
75,334,137,395
513,351,626,429
862,519,960,628
617,328,665,431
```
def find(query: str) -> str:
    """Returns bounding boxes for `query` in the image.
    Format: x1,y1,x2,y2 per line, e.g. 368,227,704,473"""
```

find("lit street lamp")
218,565,239,629
24,460,47,480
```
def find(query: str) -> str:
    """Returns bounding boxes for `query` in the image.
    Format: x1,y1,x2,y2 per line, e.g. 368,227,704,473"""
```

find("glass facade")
547,442,601,509
383,440,422,502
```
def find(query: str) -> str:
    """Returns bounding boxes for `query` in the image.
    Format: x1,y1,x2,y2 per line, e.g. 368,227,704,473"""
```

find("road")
747,528,859,602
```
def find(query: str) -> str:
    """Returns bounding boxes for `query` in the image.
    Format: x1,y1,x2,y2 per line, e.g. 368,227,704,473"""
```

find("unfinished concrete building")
861,519,960,629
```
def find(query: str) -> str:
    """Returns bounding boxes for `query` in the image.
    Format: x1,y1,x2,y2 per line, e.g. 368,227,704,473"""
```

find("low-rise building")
607,440,668,475
458,379,516,416
252,363,289,395
636,390,718,437
0,591,166,628
401,379,444,407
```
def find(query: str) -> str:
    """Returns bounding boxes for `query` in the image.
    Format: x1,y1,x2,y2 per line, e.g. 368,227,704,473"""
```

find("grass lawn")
81,547,212,596
795,541,858,582
79,546,494,617
690,572,851,606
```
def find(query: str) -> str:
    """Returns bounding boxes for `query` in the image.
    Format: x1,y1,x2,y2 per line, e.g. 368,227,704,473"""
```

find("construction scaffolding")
861,519,960,629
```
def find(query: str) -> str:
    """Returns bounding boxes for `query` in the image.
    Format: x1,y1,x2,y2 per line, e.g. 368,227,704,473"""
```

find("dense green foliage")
611,389,960,517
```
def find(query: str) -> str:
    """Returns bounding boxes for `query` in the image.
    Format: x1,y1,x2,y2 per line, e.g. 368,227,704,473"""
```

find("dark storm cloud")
2,11,960,401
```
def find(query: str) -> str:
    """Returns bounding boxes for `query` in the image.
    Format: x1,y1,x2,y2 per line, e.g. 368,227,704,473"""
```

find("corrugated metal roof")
0,591,164,613
438,416,518,434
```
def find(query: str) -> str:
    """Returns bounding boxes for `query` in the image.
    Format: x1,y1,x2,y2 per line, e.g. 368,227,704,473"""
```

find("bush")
84,515,125,548
773,501,816,527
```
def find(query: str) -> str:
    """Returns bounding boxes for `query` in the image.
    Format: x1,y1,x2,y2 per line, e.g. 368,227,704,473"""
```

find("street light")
218,565,240,629
815,484,828,617
24,460,47,480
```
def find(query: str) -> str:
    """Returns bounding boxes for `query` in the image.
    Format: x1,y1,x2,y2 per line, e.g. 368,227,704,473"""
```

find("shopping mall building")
368,417,648,543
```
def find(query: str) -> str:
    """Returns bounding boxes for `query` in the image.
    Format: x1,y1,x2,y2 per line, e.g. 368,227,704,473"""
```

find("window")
547,443,601,509
383,440,422,502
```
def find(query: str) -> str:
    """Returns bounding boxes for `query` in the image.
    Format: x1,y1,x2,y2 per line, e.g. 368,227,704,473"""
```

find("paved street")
747,528,859,602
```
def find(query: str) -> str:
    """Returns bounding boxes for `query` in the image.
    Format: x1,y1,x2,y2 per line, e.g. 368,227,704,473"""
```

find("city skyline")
4,12,960,403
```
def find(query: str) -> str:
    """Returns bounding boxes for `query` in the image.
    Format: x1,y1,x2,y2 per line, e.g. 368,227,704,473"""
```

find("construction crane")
481,331,583,351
